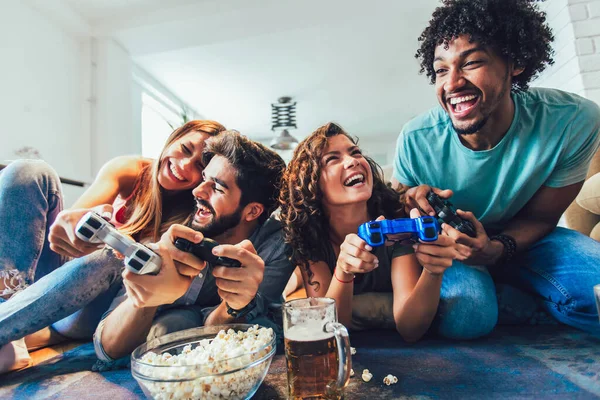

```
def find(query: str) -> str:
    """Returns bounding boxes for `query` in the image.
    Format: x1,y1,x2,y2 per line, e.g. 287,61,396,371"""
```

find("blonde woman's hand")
48,204,114,258
336,233,379,277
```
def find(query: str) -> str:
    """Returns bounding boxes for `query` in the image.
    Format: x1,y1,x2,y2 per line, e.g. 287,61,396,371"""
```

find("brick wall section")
534,0,600,106
572,0,600,105
534,0,583,93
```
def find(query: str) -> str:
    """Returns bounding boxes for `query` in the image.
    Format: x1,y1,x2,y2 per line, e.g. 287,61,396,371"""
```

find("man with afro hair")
392,0,600,338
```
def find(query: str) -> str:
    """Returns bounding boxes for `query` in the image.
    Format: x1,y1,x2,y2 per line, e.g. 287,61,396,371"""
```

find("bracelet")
489,234,517,264
226,295,258,319
334,268,355,284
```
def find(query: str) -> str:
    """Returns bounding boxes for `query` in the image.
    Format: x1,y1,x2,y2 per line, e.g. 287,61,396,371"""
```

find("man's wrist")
489,234,517,265
485,239,505,265
226,295,258,319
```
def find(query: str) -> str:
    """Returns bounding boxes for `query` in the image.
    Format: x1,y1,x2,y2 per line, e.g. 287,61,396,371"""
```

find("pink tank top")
109,185,138,229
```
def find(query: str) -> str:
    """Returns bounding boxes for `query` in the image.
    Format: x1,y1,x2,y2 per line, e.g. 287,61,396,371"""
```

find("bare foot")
0,338,32,374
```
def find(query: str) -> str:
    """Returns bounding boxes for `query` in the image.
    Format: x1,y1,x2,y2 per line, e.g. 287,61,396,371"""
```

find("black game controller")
426,191,477,238
174,238,242,268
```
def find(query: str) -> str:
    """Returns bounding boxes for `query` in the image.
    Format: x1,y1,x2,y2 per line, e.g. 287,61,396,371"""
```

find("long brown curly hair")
119,120,226,241
279,122,406,288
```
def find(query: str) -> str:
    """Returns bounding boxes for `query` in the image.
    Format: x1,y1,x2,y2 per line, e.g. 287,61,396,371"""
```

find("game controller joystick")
426,191,477,238
174,238,242,268
358,216,440,247
75,211,162,275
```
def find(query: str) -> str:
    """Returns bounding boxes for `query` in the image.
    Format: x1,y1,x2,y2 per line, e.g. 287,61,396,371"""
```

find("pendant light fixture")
270,96,299,150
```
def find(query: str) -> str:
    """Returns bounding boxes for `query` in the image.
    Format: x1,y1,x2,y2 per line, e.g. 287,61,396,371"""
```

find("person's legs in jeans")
0,160,66,372
0,160,65,297
494,227,600,336
50,276,124,341
434,262,498,339
0,248,124,347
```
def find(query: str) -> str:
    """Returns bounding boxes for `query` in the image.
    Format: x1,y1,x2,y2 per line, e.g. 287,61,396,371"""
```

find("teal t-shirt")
393,88,600,232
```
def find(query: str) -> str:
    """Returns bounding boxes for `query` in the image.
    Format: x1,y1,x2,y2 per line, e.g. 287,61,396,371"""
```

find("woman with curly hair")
279,122,469,342
393,0,600,335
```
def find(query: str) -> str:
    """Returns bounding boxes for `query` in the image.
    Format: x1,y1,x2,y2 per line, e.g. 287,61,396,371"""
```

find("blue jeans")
436,227,600,339
0,160,123,346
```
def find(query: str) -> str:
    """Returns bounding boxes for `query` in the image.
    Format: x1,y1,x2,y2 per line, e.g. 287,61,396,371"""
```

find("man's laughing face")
190,155,244,238
433,35,514,135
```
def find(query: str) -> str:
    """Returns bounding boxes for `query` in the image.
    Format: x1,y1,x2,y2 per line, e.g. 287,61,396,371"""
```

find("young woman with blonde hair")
0,120,225,373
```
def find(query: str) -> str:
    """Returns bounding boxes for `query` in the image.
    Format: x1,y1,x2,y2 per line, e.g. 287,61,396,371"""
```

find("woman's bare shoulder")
101,155,152,178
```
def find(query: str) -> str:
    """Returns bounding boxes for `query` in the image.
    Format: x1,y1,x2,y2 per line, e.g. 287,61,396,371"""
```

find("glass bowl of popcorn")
131,324,276,400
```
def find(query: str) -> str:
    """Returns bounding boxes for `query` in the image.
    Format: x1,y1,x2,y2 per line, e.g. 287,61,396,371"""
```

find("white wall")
569,0,600,104
0,1,144,206
92,38,138,174
534,0,600,105
0,0,89,182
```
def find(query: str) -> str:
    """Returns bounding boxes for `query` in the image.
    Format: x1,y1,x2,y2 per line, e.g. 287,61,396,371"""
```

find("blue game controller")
358,216,440,247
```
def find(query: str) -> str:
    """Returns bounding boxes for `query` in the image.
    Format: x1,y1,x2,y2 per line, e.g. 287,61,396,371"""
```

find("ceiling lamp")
270,96,299,150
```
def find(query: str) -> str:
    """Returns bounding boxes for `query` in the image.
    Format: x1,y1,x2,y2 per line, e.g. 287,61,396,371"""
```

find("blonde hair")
119,120,226,241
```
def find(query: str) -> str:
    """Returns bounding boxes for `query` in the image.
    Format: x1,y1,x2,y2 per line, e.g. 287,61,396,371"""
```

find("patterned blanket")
1,325,599,399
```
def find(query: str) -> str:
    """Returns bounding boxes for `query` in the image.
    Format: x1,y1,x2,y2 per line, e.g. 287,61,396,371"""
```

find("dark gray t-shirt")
94,217,294,361
323,241,414,294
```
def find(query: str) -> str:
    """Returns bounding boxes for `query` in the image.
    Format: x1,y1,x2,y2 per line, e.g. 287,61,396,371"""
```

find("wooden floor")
30,342,83,367
29,287,308,368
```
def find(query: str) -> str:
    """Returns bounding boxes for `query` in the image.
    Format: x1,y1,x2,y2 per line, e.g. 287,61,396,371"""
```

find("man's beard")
451,116,489,135
451,68,510,136
189,199,244,238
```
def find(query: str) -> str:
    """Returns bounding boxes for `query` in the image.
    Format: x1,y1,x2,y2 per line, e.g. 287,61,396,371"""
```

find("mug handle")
325,321,352,390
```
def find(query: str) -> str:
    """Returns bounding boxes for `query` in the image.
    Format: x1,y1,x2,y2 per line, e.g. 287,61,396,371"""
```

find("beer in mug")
283,298,351,400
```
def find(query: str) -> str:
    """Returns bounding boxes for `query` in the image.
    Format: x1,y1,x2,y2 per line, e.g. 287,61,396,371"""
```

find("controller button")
424,227,436,239
369,222,380,229
371,232,382,244
422,217,434,224
88,217,102,229
78,226,94,239
129,258,143,271
136,249,151,261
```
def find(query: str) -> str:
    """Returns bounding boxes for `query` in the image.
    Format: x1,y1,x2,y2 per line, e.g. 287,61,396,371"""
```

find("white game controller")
75,211,162,275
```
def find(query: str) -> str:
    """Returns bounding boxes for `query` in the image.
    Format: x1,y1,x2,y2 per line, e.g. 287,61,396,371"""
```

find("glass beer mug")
283,297,352,400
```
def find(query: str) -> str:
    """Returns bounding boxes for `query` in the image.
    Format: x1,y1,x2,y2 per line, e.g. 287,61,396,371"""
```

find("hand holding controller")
426,191,477,238
174,238,242,268
358,216,440,247
75,211,162,275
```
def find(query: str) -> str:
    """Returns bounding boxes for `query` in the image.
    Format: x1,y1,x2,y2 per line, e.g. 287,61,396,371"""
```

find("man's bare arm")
446,181,585,266
100,299,158,359
501,181,584,251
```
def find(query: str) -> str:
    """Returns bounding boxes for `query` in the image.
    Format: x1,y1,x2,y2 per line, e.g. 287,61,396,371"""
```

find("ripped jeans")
0,160,123,346
0,160,65,297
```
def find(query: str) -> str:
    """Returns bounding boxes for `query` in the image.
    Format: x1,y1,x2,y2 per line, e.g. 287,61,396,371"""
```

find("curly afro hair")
416,0,554,91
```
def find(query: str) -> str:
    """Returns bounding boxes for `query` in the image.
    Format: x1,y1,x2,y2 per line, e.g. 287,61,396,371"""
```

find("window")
141,93,182,158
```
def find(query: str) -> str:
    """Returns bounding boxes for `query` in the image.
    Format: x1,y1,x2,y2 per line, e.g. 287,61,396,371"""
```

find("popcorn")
362,369,373,382
351,347,357,355
383,374,398,386
350,368,355,377
136,325,274,400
